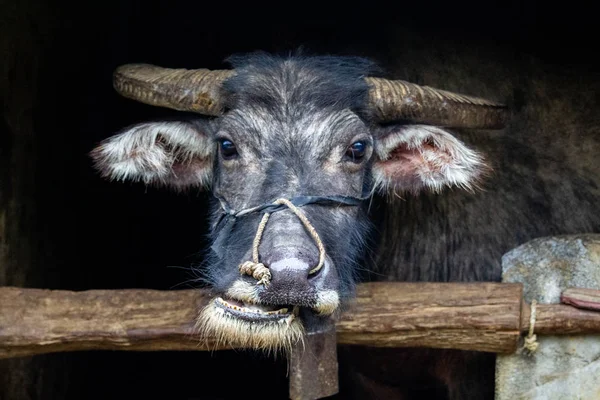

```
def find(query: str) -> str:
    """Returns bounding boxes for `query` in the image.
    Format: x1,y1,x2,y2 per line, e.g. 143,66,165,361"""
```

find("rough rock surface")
495,234,600,400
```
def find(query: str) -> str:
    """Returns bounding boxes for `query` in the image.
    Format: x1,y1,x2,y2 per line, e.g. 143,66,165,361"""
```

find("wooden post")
289,321,339,400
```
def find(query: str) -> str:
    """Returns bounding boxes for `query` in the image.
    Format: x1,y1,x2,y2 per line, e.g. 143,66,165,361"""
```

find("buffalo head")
90,53,507,353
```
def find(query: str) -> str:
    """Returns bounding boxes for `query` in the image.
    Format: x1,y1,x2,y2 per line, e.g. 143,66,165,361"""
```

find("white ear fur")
372,125,488,195
90,120,214,190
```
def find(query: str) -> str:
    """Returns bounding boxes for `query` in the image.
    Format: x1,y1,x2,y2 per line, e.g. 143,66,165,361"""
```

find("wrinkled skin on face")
90,53,487,354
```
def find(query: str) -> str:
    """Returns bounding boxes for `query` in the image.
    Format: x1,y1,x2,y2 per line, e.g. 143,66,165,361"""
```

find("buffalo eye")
219,139,238,159
345,141,367,162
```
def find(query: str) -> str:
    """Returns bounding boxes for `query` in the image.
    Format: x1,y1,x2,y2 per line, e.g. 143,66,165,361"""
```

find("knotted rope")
238,198,326,286
522,299,539,355
211,193,365,287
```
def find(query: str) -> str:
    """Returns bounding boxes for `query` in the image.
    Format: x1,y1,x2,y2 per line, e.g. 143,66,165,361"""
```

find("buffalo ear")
90,120,214,191
372,124,489,195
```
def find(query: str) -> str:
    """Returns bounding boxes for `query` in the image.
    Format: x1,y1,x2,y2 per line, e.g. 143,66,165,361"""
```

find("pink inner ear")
171,158,210,176
381,142,452,181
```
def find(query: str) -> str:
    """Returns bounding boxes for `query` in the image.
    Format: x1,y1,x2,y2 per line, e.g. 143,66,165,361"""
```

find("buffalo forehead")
219,107,369,159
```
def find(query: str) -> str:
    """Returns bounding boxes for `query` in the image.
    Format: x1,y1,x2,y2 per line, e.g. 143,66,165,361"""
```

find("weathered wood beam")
1,282,599,359
560,287,600,311
337,282,523,353
0,287,211,358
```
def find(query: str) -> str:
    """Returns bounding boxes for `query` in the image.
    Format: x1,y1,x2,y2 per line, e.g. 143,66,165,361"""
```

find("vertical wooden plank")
289,322,339,400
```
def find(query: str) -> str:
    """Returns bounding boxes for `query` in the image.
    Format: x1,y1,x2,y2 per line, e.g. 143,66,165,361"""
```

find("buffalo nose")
259,247,322,301
263,246,320,275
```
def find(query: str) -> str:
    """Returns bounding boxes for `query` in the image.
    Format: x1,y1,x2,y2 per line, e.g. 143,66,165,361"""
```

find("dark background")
2,1,599,399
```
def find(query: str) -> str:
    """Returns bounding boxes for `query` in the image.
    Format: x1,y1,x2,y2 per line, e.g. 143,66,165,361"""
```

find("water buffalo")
89,51,600,399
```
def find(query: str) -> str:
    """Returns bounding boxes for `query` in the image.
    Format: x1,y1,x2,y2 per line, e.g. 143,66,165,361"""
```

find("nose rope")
238,198,327,286
212,193,366,287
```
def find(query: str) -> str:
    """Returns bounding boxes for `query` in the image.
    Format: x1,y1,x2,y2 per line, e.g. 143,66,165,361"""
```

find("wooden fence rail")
1,282,599,359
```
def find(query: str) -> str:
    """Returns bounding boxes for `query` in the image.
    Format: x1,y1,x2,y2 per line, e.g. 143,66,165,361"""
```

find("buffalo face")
90,53,499,353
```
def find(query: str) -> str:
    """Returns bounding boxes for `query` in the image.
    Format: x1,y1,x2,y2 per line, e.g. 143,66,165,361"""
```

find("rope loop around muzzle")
239,198,327,286
211,193,367,287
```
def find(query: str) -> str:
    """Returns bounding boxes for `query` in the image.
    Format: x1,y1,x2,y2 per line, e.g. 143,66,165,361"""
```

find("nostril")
307,259,325,279
307,265,322,279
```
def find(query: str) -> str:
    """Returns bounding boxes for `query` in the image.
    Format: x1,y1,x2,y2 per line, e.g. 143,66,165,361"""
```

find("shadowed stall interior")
1,0,599,399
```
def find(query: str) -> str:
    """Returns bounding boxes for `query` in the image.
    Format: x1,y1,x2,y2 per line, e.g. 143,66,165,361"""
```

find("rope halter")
211,194,366,287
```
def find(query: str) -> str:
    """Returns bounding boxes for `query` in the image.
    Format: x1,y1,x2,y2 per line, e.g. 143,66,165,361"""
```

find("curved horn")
113,64,236,116
366,77,509,129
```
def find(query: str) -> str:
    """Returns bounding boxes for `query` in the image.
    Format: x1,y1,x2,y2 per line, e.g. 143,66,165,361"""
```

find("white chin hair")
195,302,305,356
